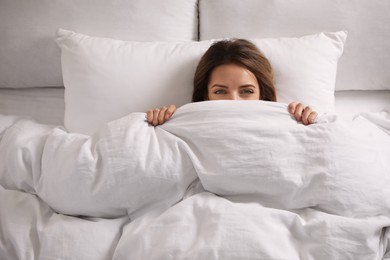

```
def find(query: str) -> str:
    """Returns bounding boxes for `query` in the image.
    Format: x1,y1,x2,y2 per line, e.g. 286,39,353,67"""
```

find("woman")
146,39,317,126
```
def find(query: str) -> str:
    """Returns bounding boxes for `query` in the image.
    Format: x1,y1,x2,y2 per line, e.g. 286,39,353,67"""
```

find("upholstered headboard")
198,0,390,91
0,0,198,88
1,0,389,91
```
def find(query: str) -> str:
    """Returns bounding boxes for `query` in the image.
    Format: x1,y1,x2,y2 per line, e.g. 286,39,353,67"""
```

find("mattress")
335,90,390,120
0,87,389,127
0,87,64,125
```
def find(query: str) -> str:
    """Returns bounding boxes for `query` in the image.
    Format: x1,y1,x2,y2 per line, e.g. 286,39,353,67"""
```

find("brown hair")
192,39,276,102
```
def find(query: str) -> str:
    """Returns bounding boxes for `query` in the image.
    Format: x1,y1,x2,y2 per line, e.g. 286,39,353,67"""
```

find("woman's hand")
288,102,317,125
146,104,176,126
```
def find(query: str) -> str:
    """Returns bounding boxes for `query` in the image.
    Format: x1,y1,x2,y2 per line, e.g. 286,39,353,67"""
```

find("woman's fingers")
152,108,160,126
288,101,304,121
288,102,317,125
158,106,168,125
293,103,305,122
165,104,176,120
146,104,176,126
307,111,318,124
146,109,154,124
301,106,312,125
301,106,318,125
287,102,298,114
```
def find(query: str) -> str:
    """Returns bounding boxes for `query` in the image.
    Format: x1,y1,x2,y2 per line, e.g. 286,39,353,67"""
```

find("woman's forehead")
209,64,258,84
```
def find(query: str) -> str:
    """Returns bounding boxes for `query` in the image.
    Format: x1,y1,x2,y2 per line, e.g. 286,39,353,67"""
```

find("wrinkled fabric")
1,100,389,259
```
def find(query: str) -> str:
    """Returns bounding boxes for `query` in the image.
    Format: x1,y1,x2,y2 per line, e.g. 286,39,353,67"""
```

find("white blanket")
1,100,389,259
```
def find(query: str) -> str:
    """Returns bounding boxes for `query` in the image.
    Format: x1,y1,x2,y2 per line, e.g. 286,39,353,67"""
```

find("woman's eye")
241,89,254,94
214,89,226,94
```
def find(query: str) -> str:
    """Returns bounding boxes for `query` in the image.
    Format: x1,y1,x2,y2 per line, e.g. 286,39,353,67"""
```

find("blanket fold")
1,101,389,220
162,101,390,218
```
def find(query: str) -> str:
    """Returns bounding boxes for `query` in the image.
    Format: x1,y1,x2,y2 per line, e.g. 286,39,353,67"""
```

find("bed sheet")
335,90,390,121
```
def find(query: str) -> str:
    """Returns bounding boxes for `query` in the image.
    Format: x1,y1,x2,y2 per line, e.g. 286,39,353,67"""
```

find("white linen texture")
56,29,346,134
1,101,390,259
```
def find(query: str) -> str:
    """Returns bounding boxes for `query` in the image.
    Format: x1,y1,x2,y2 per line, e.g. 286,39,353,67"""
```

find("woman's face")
207,63,260,101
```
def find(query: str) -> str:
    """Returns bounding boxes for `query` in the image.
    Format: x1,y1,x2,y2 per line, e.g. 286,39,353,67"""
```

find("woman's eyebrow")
239,84,256,88
210,84,228,88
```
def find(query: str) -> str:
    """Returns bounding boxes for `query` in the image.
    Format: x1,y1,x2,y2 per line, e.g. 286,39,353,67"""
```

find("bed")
1,0,390,259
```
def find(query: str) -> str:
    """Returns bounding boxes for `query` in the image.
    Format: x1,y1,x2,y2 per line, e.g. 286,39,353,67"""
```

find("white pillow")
199,0,390,91
56,29,346,135
255,32,346,114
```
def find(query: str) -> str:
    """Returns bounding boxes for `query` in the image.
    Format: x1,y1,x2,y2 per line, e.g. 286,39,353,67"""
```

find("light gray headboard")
199,0,390,91
0,0,198,88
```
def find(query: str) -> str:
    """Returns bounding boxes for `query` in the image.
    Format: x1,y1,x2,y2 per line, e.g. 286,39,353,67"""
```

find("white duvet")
0,101,389,259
